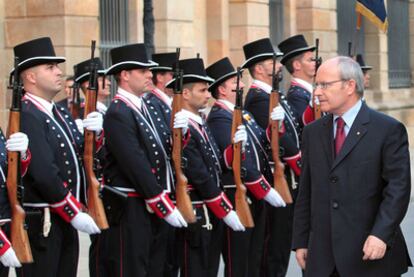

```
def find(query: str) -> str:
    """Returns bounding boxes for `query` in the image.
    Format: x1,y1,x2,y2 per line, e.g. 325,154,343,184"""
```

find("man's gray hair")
336,56,365,97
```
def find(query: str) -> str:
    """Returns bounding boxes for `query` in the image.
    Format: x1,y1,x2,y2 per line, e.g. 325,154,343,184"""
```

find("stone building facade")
0,0,413,148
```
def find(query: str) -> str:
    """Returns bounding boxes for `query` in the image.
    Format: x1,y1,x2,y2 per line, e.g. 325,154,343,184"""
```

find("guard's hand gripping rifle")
171,48,196,223
268,55,293,204
84,41,109,230
6,57,33,263
312,38,322,120
231,68,254,228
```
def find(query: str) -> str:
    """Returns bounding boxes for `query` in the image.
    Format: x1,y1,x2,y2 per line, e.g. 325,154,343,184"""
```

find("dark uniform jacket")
207,100,273,188
21,93,86,207
144,88,172,125
286,79,312,137
293,102,412,277
103,89,173,198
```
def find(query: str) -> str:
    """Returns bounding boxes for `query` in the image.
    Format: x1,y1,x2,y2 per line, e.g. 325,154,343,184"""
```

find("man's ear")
293,59,302,72
24,70,37,85
182,87,191,100
346,79,357,95
119,70,129,82
217,85,226,98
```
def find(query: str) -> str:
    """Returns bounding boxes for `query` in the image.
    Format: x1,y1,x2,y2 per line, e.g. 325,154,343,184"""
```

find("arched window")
387,0,411,88
336,0,365,56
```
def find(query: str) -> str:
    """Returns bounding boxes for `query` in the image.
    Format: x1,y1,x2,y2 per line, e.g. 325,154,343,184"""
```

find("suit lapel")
321,114,334,166
331,103,370,170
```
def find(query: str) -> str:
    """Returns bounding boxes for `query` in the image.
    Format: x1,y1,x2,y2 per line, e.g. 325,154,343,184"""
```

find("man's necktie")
335,117,346,156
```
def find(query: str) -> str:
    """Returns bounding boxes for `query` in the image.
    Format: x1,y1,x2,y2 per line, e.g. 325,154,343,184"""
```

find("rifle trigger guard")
181,157,188,169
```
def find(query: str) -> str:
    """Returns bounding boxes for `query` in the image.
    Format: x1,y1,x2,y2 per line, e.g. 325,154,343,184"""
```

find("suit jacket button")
330,176,338,183
332,202,339,209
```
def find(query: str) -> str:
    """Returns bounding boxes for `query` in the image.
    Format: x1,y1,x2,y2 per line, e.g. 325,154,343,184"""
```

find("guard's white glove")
233,125,247,152
0,248,21,268
164,208,188,228
173,110,189,136
309,95,319,108
271,105,285,121
75,119,84,135
6,132,29,159
82,111,103,135
70,212,101,234
223,210,245,232
264,188,286,207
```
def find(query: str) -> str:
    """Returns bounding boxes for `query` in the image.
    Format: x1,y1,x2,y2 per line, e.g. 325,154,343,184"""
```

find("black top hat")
12,37,65,74
151,52,176,72
241,38,283,69
165,58,214,89
356,54,372,71
74,57,106,84
206,57,239,97
106,43,158,75
278,34,315,65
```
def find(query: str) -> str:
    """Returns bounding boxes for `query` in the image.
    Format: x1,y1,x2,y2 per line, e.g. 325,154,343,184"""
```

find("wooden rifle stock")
313,38,322,120
269,57,293,204
84,41,109,230
231,69,254,227
171,48,196,223
6,57,33,263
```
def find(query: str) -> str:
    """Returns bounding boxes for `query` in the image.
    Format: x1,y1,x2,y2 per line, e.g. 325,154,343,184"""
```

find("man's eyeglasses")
313,79,348,90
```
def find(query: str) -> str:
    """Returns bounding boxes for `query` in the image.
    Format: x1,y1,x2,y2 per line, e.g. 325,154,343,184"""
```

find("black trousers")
177,205,223,277
222,190,266,277
261,203,295,277
94,197,169,277
17,212,79,277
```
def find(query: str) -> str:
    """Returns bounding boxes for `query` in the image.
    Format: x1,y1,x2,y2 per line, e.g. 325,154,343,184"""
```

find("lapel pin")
356,131,360,136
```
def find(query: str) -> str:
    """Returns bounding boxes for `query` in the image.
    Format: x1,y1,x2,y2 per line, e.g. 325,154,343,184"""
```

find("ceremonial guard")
356,54,372,89
206,57,286,277
14,37,101,277
278,34,316,136
165,58,244,276
56,76,76,110
242,38,301,277
145,52,176,123
98,43,187,277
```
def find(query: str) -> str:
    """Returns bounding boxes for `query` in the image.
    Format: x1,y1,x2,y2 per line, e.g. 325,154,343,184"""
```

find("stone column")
206,0,229,64
3,0,99,126
296,0,337,59
409,0,414,87
229,0,270,67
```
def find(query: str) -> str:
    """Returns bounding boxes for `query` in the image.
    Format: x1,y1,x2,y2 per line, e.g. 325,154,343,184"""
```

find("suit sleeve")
292,125,311,250
21,111,69,203
370,121,411,245
104,108,163,198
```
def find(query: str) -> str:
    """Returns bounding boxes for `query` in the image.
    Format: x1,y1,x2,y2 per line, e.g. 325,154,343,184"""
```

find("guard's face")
98,76,111,98
34,63,63,95
65,79,74,97
298,51,316,79
220,75,244,104
363,71,370,88
186,82,211,110
258,58,282,78
313,60,353,116
127,68,153,95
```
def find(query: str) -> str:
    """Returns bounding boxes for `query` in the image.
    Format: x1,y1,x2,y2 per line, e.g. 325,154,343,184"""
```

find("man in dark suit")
293,56,412,277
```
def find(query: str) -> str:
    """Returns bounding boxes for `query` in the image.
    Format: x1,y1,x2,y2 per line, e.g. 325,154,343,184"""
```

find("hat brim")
280,46,316,65
106,60,158,75
241,52,283,69
10,56,66,74
361,66,372,71
165,74,215,89
75,69,106,84
150,66,173,72
208,71,239,95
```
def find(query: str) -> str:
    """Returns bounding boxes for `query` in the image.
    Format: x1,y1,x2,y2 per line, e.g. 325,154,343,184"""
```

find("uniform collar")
292,77,313,93
117,87,143,110
217,99,234,111
153,88,172,107
182,109,203,125
26,92,54,115
252,79,272,94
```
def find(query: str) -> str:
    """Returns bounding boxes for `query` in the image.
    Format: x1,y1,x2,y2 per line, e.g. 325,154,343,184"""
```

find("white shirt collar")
333,100,363,135
117,87,143,110
252,79,272,94
217,99,234,111
292,77,313,93
182,109,203,125
26,92,54,115
154,88,172,107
